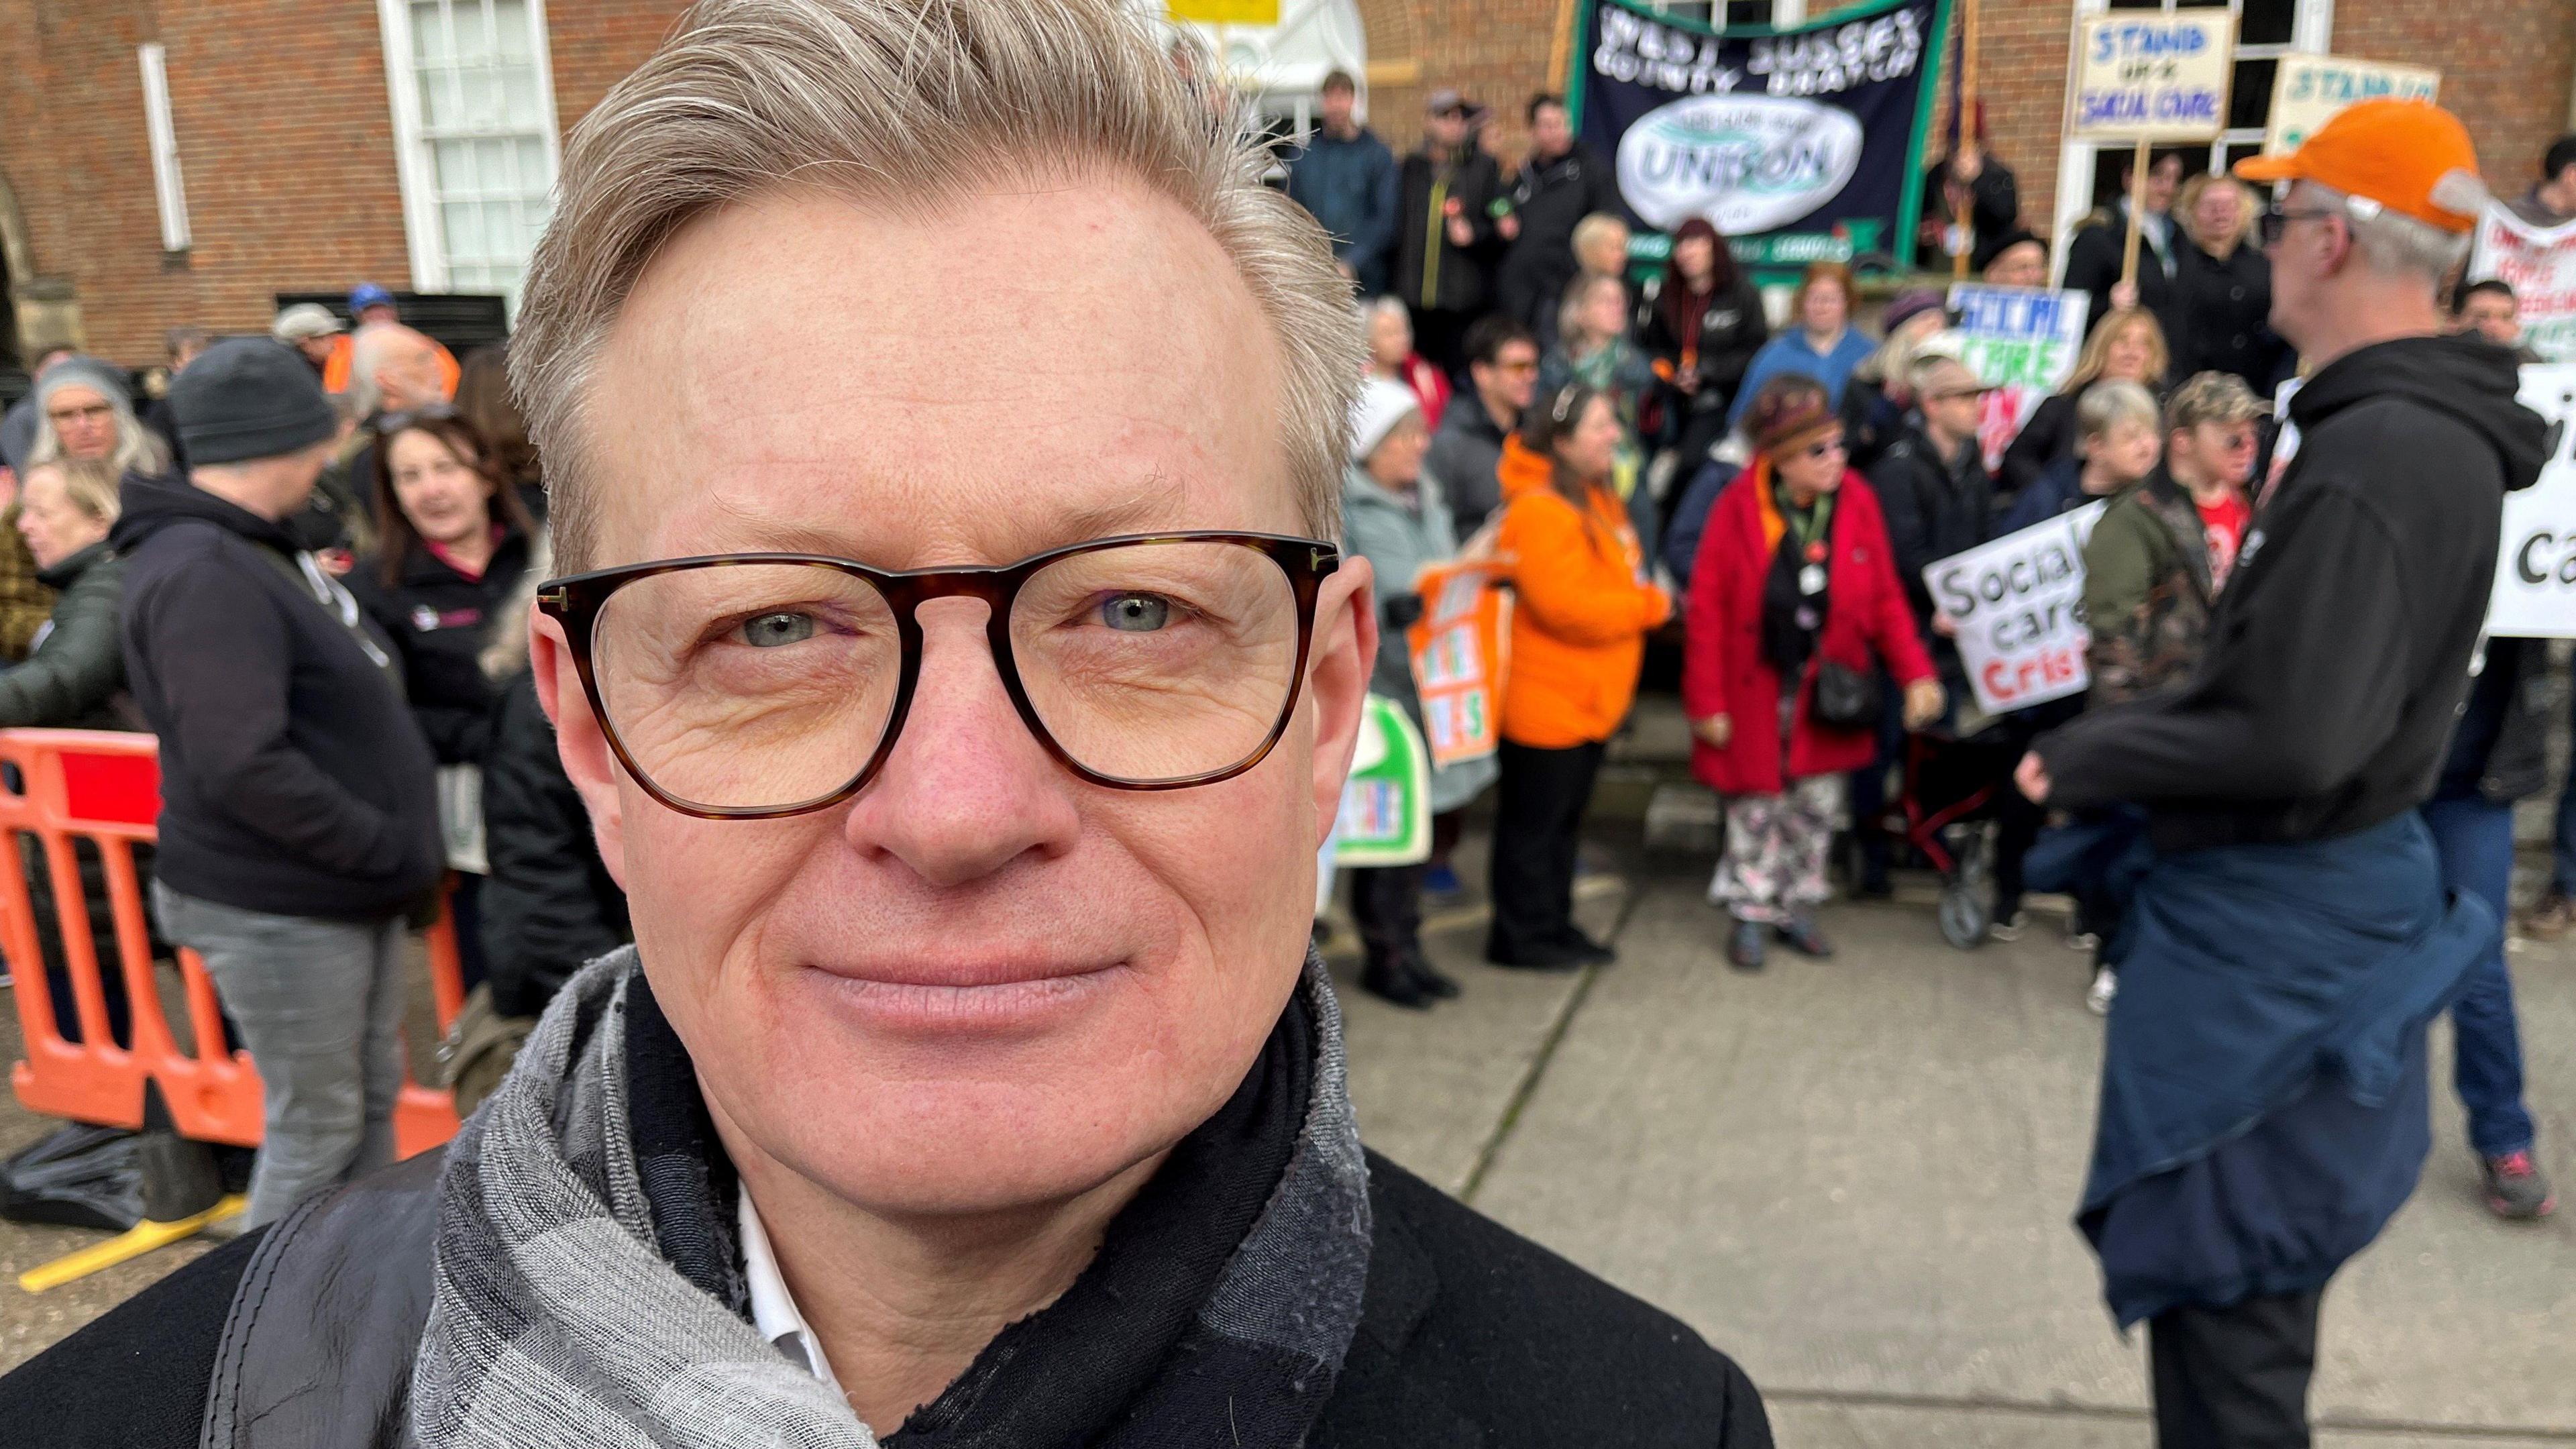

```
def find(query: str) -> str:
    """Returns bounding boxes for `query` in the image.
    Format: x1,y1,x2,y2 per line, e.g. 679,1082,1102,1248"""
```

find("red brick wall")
544,0,691,140
2333,0,2576,197
157,0,413,356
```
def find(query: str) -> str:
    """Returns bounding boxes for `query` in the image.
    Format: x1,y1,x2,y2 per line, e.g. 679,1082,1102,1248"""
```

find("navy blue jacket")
1286,127,1399,296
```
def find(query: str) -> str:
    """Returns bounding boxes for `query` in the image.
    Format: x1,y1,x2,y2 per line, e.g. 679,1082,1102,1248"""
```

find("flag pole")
1952,0,1982,279
1548,0,1580,96
2119,137,2151,292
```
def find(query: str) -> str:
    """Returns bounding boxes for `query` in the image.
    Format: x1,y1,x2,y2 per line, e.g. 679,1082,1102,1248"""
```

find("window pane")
2239,0,2298,46
492,0,534,60
411,1,451,64
454,0,496,62
443,201,484,261
431,138,476,190
1721,0,1770,23
416,66,451,127
485,203,517,258
2229,58,2276,133
515,137,550,187
474,138,511,189
501,69,541,128
2106,0,2165,9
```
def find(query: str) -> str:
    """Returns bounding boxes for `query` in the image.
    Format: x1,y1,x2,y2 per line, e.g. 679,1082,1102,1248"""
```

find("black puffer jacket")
348,527,533,766
1496,145,1624,331
2171,242,2286,391
0,542,134,730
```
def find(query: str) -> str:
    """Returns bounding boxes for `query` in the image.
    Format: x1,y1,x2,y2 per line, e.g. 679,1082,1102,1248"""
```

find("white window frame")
2051,0,2331,284
376,0,565,297
138,43,190,252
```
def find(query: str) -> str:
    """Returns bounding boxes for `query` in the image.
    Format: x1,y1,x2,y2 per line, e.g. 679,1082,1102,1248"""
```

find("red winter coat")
1681,460,1935,796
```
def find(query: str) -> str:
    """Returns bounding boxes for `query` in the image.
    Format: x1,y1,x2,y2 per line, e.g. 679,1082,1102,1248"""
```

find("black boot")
1361,953,1432,1009
1403,947,1462,1000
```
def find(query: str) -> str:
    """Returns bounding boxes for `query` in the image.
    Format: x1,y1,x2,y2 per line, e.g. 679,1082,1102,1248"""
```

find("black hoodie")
2036,333,2550,851
113,476,441,919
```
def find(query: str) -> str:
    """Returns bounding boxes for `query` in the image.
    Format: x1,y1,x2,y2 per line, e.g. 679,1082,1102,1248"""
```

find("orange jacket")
1494,437,1671,748
321,332,461,399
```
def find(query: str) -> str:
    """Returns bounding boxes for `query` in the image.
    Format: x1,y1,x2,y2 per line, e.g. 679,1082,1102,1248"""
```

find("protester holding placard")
1997,307,2167,506
1341,378,1495,1010
1916,133,2019,273
1684,377,1940,972
1486,383,1671,970
1642,218,1770,477
2021,101,2550,1444
2063,150,2185,340
1870,354,1995,698
1727,262,1877,432
2172,175,2288,390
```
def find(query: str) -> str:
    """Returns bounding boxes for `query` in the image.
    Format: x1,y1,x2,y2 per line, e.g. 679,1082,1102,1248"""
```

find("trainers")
2086,966,2118,1016
2521,891,2576,942
2482,1150,2557,1220
1360,956,1433,1010
1774,914,1834,958
1989,910,2027,943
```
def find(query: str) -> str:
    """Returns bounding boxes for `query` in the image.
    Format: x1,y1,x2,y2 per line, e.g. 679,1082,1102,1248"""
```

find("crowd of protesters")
1284,71,2561,1248
0,286,630,1230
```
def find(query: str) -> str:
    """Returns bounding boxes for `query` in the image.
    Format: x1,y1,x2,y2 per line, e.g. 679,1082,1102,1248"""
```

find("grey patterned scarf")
409,947,1371,1447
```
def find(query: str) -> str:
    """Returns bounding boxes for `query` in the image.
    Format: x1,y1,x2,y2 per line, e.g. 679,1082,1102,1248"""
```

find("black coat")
0,1149,1773,1448
1870,421,1996,629
1394,147,1505,315
111,476,440,920
2039,335,2551,852
1996,389,2078,506
0,542,133,730
480,668,629,1017
1915,154,2019,269
348,528,533,766
1639,273,1770,422
2061,206,2183,354
2171,242,2287,391
1495,146,1624,331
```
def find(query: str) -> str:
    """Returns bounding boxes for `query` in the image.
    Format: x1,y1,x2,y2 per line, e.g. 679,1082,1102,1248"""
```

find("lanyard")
1780,488,1834,561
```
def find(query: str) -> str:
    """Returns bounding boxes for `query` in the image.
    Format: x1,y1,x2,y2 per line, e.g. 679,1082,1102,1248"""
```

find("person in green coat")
1340,378,1501,1008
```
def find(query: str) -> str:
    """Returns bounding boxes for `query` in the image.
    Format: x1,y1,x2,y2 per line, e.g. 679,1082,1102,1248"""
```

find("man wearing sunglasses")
1,3,1770,1446
2019,101,2550,1444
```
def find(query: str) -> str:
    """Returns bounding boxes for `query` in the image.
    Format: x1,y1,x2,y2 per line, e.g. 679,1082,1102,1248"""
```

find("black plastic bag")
1,1123,144,1232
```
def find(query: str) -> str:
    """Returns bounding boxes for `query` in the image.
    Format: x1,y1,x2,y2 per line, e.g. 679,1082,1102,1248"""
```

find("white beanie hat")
1348,376,1424,464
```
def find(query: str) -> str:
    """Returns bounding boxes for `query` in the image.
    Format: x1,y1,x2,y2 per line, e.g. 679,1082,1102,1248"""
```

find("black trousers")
2148,1289,2323,1448
1347,864,1424,965
1487,739,1607,959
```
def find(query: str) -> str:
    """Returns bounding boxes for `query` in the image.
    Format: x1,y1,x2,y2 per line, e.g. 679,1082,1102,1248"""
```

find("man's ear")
1305,558,1378,852
531,608,631,890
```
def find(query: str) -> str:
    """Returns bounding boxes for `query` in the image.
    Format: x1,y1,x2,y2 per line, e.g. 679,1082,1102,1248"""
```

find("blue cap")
348,282,396,315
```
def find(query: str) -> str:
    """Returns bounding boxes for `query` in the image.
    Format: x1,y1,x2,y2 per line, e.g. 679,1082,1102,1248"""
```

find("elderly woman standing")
1364,297,1451,429
1728,261,1876,431
11,360,170,662
1487,382,1671,968
1686,377,1942,971
1340,378,1498,1008
2173,174,2286,391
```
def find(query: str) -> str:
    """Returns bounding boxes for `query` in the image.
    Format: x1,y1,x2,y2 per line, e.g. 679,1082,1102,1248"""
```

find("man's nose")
839,598,1081,889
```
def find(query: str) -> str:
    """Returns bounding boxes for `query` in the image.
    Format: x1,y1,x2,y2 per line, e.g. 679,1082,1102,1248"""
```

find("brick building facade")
1,0,2571,371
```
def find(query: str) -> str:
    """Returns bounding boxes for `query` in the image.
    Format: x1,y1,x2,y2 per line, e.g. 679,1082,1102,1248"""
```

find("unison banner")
1573,0,1948,272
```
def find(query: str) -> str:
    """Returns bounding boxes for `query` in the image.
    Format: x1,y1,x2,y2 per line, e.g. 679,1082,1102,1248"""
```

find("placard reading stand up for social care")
2065,9,2233,287
2263,54,2438,156
1572,0,1951,275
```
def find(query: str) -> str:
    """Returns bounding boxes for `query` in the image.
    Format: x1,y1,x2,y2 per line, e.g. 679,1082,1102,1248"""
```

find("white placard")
2068,11,2235,143
2469,209,2576,364
1925,502,2107,714
2263,54,2439,156
1945,284,2089,472
2486,365,2576,637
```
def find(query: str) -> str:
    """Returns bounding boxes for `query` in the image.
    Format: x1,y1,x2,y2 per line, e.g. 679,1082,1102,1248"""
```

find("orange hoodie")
1493,437,1672,748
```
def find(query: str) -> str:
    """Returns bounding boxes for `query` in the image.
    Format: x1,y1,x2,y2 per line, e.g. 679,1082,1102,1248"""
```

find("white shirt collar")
738,1189,845,1395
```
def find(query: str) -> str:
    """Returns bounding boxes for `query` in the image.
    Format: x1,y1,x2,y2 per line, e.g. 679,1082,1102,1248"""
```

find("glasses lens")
591,563,900,812
1010,541,1300,784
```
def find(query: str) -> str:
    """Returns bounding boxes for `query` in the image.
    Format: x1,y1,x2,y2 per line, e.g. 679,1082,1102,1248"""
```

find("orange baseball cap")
2235,99,2490,234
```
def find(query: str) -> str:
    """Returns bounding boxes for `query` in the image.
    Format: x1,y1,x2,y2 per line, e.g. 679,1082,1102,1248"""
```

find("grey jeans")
152,883,408,1228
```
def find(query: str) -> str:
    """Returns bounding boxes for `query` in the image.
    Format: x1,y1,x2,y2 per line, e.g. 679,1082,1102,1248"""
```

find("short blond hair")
511,0,1361,572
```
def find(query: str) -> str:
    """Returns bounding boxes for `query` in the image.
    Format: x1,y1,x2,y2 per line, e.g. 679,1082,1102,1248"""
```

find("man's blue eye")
1099,594,1171,632
741,612,816,647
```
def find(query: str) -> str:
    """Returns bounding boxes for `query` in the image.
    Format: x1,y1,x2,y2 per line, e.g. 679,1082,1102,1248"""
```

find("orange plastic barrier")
0,730,462,1159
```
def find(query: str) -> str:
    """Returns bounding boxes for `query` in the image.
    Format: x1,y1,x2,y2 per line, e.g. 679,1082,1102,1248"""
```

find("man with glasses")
1426,313,1540,533
2020,102,2548,1444
0,4,1772,1445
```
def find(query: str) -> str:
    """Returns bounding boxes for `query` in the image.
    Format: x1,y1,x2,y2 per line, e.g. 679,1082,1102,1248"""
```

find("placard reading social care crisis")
1945,285,2088,471
2485,364,2576,637
2068,11,2235,143
1925,502,2106,714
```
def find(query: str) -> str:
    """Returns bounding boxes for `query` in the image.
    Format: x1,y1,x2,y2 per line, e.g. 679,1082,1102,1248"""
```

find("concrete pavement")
1332,842,2576,1447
